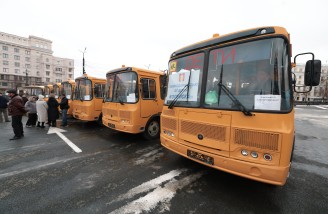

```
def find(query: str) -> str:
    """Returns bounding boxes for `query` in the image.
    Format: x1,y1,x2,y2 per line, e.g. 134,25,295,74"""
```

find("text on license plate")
187,150,214,165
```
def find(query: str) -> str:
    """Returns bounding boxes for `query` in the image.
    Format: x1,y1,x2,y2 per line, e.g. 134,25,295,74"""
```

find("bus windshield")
62,82,73,100
44,86,51,98
53,85,60,98
74,79,92,101
104,72,138,103
165,38,291,112
25,87,43,97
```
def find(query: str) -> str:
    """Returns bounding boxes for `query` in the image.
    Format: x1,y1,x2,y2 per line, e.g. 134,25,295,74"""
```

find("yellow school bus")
61,80,75,116
44,84,53,101
161,26,321,185
72,73,106,122
21,85,44,97
102,66,166,139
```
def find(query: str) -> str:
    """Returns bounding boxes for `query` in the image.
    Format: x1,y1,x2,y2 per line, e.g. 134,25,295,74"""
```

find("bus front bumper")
161,135,290,186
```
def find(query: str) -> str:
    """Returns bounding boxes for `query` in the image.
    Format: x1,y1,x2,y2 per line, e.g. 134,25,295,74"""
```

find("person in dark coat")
59,93,69,127
7,89,26,140
47,94,59,127
0,92,10,122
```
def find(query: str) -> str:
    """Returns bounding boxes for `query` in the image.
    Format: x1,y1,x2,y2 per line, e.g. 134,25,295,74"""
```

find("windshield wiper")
217,82,254,116
118,97,124,105
168,71,192,109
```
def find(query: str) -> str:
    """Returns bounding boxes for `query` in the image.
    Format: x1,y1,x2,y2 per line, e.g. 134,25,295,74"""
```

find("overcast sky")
1,0,327,78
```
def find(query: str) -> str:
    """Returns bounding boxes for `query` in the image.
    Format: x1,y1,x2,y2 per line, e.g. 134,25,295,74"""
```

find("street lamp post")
25,69,29,86
82,47,86,74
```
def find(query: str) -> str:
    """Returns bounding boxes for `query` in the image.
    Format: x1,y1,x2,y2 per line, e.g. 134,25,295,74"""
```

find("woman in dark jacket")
47,94,59,127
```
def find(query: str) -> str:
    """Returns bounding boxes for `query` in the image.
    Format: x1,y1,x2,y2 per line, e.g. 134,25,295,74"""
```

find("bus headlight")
241,150,248,156
250,151,258,158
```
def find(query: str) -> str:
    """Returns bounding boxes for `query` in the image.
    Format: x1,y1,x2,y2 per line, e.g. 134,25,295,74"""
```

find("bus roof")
75,73,106,81
61,79,75,84
23,85,44,89
106,66,163,76
171,26,288,58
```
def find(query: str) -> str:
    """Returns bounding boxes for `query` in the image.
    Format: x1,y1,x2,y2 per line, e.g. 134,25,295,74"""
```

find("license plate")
108,123,115,128
187,150,214,165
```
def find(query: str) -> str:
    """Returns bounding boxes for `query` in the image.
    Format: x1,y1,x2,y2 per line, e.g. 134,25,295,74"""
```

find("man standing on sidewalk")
7,89,26,140
0,92,10,123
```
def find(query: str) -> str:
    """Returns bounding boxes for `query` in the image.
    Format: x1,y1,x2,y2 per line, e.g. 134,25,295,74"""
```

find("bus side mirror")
304,60,321,86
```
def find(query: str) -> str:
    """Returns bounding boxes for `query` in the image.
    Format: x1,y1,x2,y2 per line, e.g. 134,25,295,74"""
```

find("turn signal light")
263,153,272,161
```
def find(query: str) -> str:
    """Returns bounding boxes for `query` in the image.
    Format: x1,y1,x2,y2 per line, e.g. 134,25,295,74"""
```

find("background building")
0,32,74,92
293,63,328,102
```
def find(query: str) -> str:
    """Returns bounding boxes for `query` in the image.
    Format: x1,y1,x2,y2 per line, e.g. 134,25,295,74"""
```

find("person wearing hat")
7,89,26,140
0,92,10,123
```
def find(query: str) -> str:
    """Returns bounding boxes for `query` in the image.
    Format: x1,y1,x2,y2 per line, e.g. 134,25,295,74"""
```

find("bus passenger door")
140,78,157,118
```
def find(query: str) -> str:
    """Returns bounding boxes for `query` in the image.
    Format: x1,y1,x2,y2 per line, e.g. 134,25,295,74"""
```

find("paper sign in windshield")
166,69,200,102
254,95,281,110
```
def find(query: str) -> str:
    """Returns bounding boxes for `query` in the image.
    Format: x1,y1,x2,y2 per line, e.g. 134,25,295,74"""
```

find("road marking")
47,127,82,153
314,105,327,110
108,169,204,213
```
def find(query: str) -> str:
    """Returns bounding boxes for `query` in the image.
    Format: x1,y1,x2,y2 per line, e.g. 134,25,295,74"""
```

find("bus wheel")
97,113,103,126
143,118,160,140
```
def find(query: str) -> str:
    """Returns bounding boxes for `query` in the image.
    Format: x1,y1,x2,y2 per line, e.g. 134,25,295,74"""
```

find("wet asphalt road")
0,106,327,214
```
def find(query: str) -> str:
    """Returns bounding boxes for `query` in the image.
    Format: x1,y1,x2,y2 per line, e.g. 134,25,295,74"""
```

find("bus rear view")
160,26,321,185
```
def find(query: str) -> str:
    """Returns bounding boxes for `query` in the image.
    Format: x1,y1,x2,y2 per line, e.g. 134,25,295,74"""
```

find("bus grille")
181,120,226,141
234,129,279,151
162,117,177,130
120,111,131,119
163,109,176,116
107,109,118,117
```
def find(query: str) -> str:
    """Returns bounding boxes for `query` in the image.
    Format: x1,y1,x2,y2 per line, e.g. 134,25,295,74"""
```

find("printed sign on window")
166,69,200,102
254,95,281,110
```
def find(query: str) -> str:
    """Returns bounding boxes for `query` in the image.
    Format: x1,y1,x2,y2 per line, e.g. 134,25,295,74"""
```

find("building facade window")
25,64,31,69
3,68,9,73
15,69,20,74
55,68,62,71
25,57,30,62
46,64,50,69
3,53,9,58
14,48,19,53
14,55,20,60
3,60,9,65
36,71,40,76
46,78,50,82
46,58,49,62
46,71,50,76
25,50,30,55
15,62,20,67
2,46,8,51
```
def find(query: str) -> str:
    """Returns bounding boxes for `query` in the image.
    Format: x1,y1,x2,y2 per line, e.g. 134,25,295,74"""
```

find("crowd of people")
0,89,69,140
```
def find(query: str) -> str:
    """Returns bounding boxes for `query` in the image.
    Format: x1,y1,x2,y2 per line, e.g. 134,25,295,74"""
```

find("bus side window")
94,84,104,98
141,78,156,99
160,75,167,100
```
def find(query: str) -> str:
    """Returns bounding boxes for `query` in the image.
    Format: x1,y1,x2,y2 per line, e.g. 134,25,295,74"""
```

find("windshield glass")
53,85,60,98
25,87,43,97
205,38,291,112
165,53,204,107
61,83,73,100
74,79,92,101
44,86,51,98
104,72,138,103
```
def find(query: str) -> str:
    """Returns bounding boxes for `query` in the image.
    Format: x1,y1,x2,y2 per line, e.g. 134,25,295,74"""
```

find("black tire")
143,118,160,140
97,113,103,127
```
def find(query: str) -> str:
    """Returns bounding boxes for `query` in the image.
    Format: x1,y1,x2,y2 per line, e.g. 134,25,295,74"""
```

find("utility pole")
82,47,86,74
25,69,29,86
